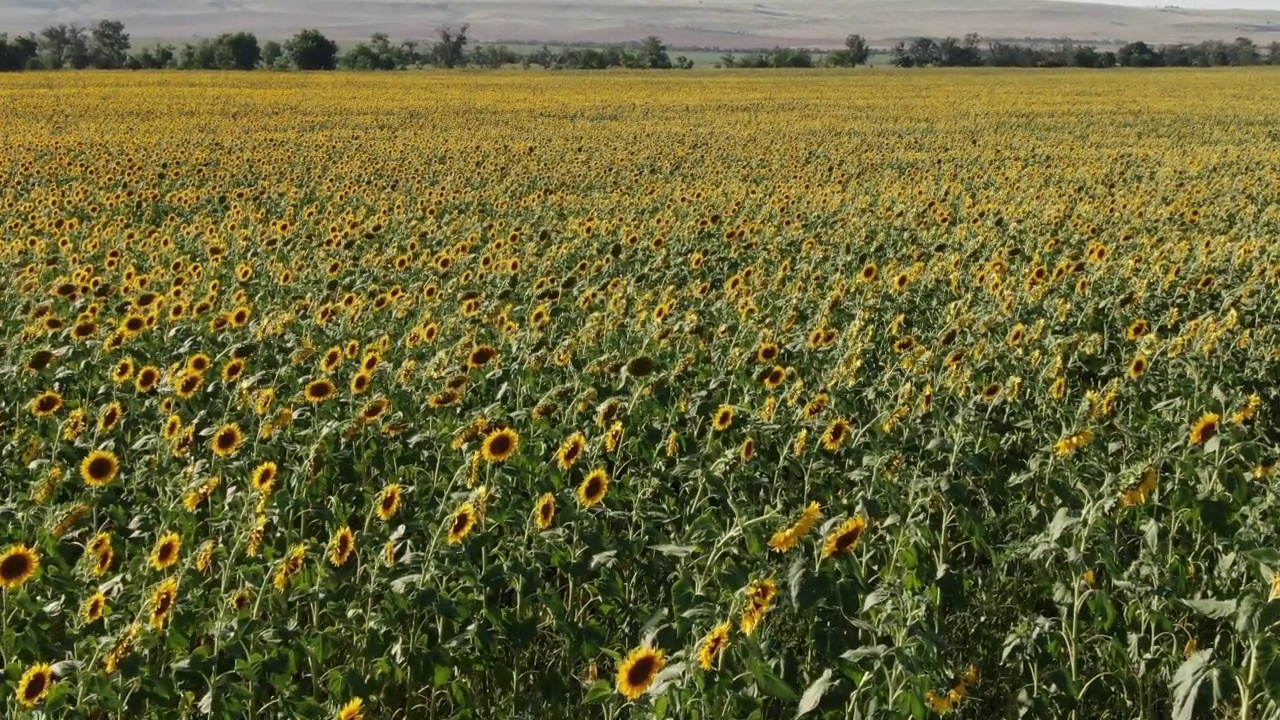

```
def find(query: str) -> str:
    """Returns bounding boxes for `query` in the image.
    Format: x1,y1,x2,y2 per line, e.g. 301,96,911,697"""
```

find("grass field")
2,69,1280,719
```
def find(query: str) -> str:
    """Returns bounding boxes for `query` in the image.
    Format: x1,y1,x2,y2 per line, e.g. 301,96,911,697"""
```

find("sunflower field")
2,68,1280,719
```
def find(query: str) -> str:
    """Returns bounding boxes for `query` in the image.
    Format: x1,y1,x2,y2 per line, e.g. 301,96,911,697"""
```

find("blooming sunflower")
80,449,120,487
149,577,179,630
822,515,867,558
534,492,556,530
151,531,181,571
755,342,780,363
82,590,108,624
305,378,336,403
111,357,136,383
698,622,731,670
768,501,822,552
376,483,403,521
337,697,365,720
97,401,124,433
481,427,519,463
135,366,160,393
210,423,244,458
329,526,355,567
251,461,278,494
0,544,39,590
1190,412,1220,446
578,469,609,508
29,390,64,418
467,345,499,369
16,662,54,708
446,502,478,545
821,418,852,451
615,646,666,700
87,532,114,576
555,432,586,469
762,365,786,389
1127,355,1148,379
712,405,734,431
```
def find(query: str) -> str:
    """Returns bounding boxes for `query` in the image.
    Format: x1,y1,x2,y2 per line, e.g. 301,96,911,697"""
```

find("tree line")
0,22,689,71
4,20,1280,72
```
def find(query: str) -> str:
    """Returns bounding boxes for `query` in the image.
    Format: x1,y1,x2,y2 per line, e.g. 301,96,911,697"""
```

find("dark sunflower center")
381,493,397,512
452,511,471,534
489,435,511,455
23,672,47,699
836,529,861,552
216,432,235,449
564,444,580,462
88,457,113,478
626,656,657,687
586,478,603,498
1,553,32,578
541,503,553,521
338,536,351,553
155,592,173,615
38,396,58,411
159,543,175,562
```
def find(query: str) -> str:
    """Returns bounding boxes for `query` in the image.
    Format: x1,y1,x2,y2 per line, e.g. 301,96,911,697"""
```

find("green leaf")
1181,598,1236,619
584,680,613,704
841,645,890,663
649,544,696,558
748,659,797,700
788,557,805,608
797,669,834,717
1171,649,1213,720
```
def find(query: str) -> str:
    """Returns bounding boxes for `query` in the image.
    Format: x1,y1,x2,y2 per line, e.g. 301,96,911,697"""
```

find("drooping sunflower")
82,590,108,624
615,646,666,700
698,622,731,670
467,345,499,369
712,405,734,432
80,449,120,487
534,492,556,530
336,697,365,720
376,483,403,521
329,526,355,568
768,501,822,552
822,515,868,559
358,398,390,424
16,662,54,708
149,577,179,630
481,427,519,463
151,531,181,571
1190,412,1220,446
821,418,852,451
0,544,40,590
305,378,336,403
210,423,244,458
29,390,64,418
87,532,114,576
446,502,478,545
578,469,610,508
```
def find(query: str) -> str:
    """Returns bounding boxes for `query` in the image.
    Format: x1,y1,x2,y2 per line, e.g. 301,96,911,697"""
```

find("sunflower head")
698,623,731,670
0,544,40,590
305,378,336,403
616,646,666,700
29,390,64,418
80,449,120,487
577,469,609,508
822,515,868,558
1190,412,1221,446
447,502,478,545
16,663,54,708
151,531,182,571
481,427,520,463
534,492,556,530
712,405,734,432
377,484,403,521
467,345,499,369
329,526,355,567
211,423,244,458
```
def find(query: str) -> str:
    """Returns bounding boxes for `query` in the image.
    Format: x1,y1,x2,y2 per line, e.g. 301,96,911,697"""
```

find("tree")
938,35,981,66
1118,41,1160,67
261,41,283,69
826,33,870,67
1,33,40,71
908,37,940,67
1268,41,1280,65
638,35,672,69
889,41,913,68
431,25,469,68
89,19,130,69
214,32,260,70
39,24,89,69
285,29,338,70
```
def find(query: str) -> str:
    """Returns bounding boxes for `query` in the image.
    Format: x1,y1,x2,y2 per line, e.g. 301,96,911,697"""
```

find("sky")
1057,0,1280,7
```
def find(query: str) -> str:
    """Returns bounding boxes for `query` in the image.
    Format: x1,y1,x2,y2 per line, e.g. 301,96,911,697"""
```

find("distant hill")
3,0,1279,48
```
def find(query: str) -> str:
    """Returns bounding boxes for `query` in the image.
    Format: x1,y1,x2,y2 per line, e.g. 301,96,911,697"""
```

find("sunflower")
151,531,181,571
615,646,666,700
768,501,822,552
740,437,755,461
481,427,519,463
376,483,403,521
577,469,609,508
468,345,499,369
1128,355,1148,379
329,526,355,567
1050,376,1067,399
822,515,867,558
337,697,365,720
350,371,372,395
0,544,39,590
80,449,120,487
446,502,478,545
804,393,829,419
712,405,734,431
755,342,779,364
762,365,786,389
87,532,114,576
187,353,211,374
305,378,336,403
211,423,244,458
1126,319,1150,341
97,401,124,433
29,390,64,418
359,398,390,424
174,371,203,399
1190,412,1220,446
821,418,852,451
135,365,160,393
111,357,136,383
149,577,179,630
534,492,556,530
82,590,108,624
698,622,731,670
555,432,586,470
604,421,624,453
16,663,54,708
222,358,246,383
1120,466,1159,507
